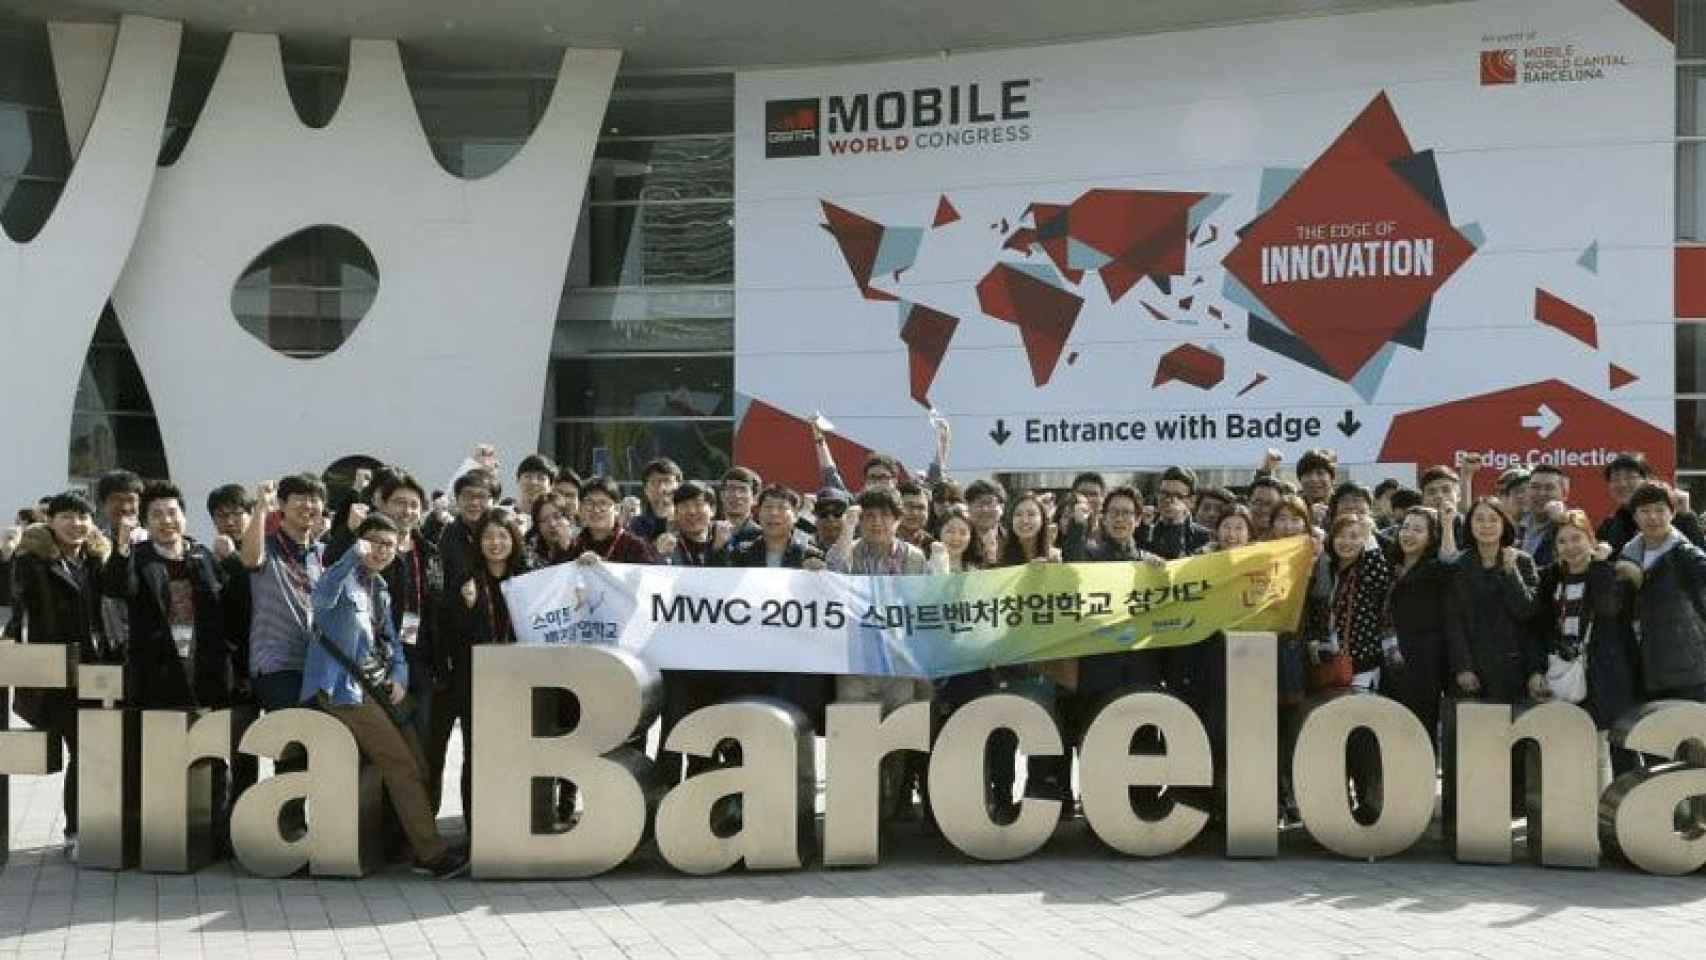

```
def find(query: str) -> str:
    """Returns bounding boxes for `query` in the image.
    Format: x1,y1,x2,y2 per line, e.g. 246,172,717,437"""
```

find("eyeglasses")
817,505,847,518
1157,489,1191,502
583,500,617,512
1104,508,1139,520
363,538,399,554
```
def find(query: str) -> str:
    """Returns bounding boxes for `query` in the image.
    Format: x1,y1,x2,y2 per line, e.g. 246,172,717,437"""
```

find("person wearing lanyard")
653,481,733,787
569,476,656,564
306,513,468,879
327,469,452,813
236,471,326,838
238,473,327,713
452,507,532,826
103,481,235,848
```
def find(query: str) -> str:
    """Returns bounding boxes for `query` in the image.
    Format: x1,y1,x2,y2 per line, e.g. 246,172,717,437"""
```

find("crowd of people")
4,420,1706,875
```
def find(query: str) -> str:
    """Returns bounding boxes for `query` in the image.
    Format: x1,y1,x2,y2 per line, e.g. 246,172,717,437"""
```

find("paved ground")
5,719,1706,959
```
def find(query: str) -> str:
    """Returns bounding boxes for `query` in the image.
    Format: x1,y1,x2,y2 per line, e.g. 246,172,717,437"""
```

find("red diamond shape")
1222,96,1475,381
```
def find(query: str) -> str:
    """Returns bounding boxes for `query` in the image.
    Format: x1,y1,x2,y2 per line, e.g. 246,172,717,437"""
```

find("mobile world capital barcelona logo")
1478,35,1631,86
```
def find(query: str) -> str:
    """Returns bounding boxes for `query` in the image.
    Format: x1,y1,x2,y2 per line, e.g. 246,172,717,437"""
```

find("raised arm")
239,481,274,570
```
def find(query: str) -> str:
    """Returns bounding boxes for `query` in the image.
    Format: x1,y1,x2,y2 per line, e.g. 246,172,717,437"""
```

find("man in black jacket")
1140,466,1212,560
10,491,114,858
1598,452,1705,554
103,481,236,851
727,484,827,727
104,482,231,711
1620,482,1706,702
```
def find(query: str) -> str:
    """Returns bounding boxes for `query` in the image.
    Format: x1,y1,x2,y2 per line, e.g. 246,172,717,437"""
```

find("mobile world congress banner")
732,0,1675,513
501,537,1312,677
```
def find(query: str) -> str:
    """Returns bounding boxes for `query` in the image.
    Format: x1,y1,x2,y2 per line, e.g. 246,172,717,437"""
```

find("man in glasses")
718,466,764,550
1140,466,1211,560
306,513,468,879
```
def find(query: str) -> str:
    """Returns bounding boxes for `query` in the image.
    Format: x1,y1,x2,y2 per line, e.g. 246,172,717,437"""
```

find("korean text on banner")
500,536,1313,678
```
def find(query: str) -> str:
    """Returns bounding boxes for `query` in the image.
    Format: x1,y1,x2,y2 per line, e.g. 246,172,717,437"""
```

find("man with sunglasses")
810,487,854,556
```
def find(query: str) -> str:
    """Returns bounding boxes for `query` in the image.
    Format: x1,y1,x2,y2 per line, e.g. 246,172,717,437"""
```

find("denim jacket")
302,547,407,706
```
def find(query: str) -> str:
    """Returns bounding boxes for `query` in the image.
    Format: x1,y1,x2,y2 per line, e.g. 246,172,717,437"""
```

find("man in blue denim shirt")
306,513,466,879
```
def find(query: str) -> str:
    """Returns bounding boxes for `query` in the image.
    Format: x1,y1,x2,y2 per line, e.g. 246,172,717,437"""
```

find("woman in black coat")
8,493,115,855
1383,506,1454,752
448,508,533,825
1447,497,1543,704
1534,509,1641,776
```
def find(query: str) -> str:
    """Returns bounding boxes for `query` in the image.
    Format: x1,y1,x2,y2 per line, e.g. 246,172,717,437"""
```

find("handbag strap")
311,625,409,731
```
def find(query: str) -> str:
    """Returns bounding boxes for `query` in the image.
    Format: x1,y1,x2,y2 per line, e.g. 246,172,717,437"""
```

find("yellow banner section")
925,536,1315,673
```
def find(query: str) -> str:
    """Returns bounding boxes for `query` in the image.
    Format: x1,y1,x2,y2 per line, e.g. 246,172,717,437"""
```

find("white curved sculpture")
112,34,618,516
0,16,179,514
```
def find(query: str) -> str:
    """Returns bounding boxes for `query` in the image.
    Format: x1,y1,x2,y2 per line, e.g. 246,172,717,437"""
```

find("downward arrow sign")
989,419,1012,446
1521,404,1563,439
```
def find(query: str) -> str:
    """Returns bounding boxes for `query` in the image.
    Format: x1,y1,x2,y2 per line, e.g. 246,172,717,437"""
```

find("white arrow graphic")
1521,404,1563,439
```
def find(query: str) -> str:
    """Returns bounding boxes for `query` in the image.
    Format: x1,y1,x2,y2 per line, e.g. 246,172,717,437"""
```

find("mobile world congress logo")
765,81,1034,159
766,98,821,158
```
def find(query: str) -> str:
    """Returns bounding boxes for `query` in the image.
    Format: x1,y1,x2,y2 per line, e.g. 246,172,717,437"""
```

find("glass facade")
70,307,170,482
553,73,735,486
1682,0,1706,489
0,22,67,242
231,225,379,359
402,59,737,485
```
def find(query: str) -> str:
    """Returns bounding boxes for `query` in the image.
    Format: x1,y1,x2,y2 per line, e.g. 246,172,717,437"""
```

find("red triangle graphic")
933,195,961,228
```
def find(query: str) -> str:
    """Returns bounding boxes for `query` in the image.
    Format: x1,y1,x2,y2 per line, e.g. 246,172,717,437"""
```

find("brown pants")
325,698,447,865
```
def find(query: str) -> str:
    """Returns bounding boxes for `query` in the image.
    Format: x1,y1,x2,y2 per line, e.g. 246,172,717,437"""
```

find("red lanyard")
403,544,423,614
272,531,313,600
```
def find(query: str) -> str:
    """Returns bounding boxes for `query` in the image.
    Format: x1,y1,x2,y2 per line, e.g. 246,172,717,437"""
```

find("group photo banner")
501,537,1313,678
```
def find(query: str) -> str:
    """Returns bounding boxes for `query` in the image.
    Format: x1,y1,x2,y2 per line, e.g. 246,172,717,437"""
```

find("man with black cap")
810,486,854,556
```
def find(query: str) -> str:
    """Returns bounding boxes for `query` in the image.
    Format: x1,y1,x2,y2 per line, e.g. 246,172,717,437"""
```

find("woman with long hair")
1384,506,1454,751
1302,514,1398,823
997,491,1059,566
928,504,987,573
451,507,531,825
526,492,577,567
1535,508,1642,779
990,491,1070,811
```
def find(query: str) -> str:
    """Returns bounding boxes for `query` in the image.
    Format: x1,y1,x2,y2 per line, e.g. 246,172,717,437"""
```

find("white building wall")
0,16,179,518
100,34,618,526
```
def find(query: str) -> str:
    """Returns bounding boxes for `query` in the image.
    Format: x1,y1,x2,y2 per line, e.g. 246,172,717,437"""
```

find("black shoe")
414,850,470,880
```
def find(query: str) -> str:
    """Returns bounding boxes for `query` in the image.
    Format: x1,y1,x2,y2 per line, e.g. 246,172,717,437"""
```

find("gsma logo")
1480,48,1517,85
766,98,820,158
